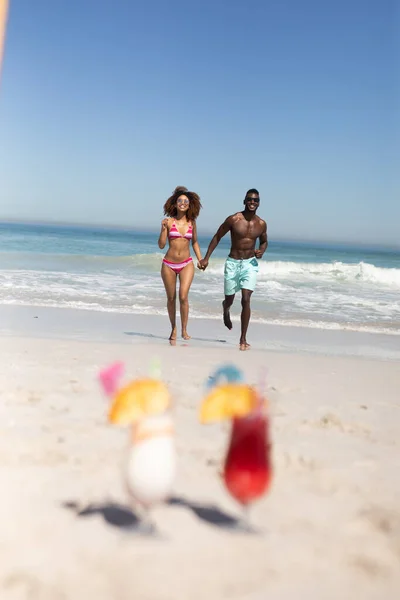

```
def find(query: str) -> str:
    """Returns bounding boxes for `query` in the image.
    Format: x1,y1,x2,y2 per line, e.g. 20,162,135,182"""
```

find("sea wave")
1,251,399,288
207,260,400,288
1,256,399,336
0,251,165,270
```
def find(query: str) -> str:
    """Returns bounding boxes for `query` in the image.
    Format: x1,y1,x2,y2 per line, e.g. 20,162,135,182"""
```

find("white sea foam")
2,250,399,288
207,260,400,288
1,249,400,336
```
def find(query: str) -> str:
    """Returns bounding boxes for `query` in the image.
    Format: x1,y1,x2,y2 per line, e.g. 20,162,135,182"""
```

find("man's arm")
198,216,233,270
255,222,268,259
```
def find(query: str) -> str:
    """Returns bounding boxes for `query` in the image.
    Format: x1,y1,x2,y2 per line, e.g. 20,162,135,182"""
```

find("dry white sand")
1,330,400,599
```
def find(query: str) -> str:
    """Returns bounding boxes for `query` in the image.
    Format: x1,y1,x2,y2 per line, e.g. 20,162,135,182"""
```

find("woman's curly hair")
163,186,202,221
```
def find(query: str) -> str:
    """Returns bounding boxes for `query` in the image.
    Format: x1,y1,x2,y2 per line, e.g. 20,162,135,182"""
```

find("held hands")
197,258,209,271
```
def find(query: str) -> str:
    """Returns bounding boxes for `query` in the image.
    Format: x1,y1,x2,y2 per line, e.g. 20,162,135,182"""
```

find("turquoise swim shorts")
224,256,259,296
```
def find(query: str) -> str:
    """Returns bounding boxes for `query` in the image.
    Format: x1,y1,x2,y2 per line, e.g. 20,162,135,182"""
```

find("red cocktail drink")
224,412,272,506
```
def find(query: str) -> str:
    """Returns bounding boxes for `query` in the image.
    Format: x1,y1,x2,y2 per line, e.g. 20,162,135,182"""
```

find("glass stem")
242,504,250,529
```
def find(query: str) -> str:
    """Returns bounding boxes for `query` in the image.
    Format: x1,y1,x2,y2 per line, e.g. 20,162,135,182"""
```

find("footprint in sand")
278,452,345,495
18,450,69,466
279,451,321,472
350,555,389,578
359,505,400,537
50,406,70,415
353,505,400,561
2,572,42,598
302,413,371,437
27,393,41,405
70,379,84,393
2,571,66,599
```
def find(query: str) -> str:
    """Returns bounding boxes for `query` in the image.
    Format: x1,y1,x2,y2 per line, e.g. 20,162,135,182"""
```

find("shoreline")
1,304,399,361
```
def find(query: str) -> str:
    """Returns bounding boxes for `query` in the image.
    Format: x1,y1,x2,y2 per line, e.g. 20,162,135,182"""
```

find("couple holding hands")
158,186,268,351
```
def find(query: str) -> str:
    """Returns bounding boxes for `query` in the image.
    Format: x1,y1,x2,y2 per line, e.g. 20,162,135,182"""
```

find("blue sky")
0,0,398,245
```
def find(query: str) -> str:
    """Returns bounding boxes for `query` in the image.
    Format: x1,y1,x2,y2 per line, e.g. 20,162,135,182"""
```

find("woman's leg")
161,262,177,340
178,260,195,339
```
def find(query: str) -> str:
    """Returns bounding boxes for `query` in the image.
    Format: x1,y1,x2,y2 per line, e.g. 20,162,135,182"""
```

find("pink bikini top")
168,220,193,240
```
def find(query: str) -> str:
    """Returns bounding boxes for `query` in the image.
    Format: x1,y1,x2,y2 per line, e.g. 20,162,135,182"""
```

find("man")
199,189,268,351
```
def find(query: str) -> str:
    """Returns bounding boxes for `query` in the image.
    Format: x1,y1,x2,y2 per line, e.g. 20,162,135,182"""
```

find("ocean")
0,222,399,336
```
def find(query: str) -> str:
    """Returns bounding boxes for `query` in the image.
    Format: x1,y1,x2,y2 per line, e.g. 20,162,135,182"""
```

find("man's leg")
239,289,253,350
223,258,237,330
222,294,235,330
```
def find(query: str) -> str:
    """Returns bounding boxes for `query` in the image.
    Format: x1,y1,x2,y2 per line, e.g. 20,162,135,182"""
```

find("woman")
158,186,202,342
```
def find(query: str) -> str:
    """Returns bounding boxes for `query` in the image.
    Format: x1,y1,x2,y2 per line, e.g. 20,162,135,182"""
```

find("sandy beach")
0,306,399,599
2,0,398,595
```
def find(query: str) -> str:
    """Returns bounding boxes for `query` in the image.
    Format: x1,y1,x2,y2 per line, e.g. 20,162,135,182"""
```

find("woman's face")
176,195,190,212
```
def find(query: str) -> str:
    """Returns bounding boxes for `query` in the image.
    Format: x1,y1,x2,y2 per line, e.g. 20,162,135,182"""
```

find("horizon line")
0,217,399,252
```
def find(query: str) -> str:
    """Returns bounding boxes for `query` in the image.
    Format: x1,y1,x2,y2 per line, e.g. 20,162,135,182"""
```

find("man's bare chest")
232,221,262,239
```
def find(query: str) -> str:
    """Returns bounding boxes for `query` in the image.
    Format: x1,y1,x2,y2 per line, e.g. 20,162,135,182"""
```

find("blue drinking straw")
206,364,243,389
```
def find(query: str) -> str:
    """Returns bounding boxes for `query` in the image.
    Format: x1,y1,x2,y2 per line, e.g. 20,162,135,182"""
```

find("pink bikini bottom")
162,257,193,275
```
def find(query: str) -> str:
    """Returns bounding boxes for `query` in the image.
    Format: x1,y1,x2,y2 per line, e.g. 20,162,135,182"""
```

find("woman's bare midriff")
164,239,191,262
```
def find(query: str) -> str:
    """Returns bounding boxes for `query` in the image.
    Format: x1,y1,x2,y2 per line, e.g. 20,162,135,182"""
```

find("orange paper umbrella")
108,378,171,425
200,383,260,423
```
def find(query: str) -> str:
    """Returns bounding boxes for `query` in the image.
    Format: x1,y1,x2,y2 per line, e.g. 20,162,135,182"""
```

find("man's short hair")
245,188,259,196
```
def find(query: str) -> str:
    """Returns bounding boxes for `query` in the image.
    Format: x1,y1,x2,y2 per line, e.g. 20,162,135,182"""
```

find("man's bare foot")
222,300,232,330
182,331,191,340
169,339,177,346
239,341,251,351
169,327,177,341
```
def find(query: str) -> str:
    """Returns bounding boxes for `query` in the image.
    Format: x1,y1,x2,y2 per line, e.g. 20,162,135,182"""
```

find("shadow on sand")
62,497,258,535
167,496,257,533
124,331,227,344
62,501,156,536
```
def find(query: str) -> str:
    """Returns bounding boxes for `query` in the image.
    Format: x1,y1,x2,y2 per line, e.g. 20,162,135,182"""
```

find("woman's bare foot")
222,300,232,330
169,327,177,341
239,340,251,351
182,331,191,340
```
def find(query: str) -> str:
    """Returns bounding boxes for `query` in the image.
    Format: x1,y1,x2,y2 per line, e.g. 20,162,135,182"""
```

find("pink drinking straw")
98,361,125,397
